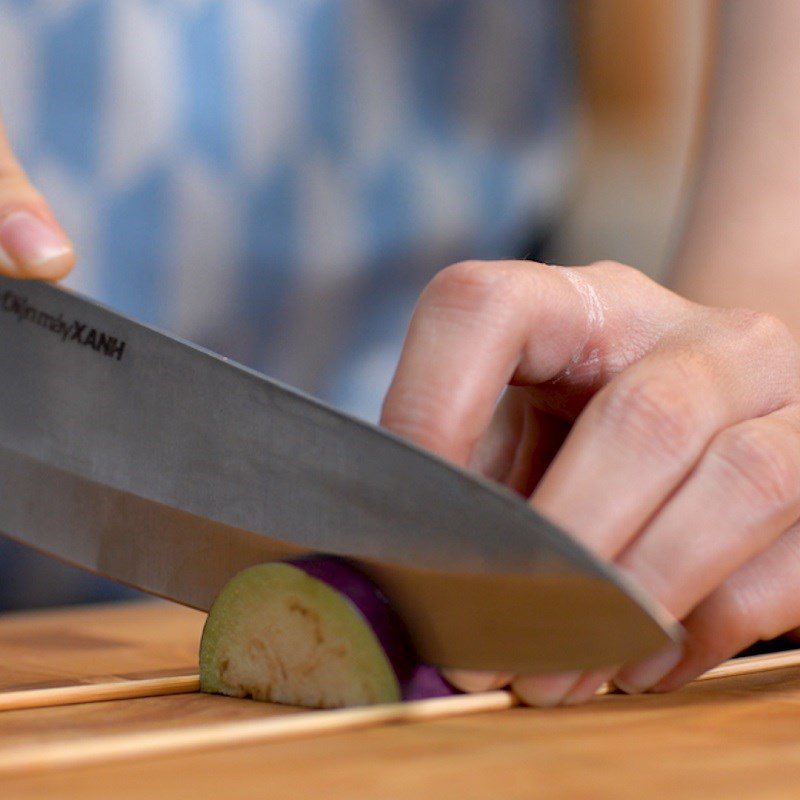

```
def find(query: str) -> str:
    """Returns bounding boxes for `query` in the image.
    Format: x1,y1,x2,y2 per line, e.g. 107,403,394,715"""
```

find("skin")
671,0,800,337
0,118,74,280
381,0,800,706
3,1,800,706
381,260,800,705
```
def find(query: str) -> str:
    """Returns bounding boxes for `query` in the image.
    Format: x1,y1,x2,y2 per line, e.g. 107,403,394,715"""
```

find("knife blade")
0,277,680,673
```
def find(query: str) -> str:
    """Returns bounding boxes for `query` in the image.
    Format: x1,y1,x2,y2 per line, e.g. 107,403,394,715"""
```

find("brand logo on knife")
2,289,127,362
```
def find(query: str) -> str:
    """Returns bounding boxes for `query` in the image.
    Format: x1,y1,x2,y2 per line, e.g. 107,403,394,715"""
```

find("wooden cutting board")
3,602,800,799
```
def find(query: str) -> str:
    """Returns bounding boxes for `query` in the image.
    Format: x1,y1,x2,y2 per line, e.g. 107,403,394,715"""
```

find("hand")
381,259,800,705
0,117,74,279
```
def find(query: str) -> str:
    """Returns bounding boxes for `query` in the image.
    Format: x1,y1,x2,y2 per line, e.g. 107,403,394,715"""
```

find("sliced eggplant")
200,557,457,708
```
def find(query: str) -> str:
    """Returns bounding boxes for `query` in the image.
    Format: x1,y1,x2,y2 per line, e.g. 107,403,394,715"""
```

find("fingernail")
561,667,616,706
0,211,72,275
512,671,581,708
614,645,683,695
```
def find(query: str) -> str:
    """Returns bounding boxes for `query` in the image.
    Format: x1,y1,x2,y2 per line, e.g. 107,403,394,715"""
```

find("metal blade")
0,278,680,672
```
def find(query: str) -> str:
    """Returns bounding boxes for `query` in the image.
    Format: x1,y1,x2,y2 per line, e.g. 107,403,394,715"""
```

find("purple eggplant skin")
289,556,458,701
288,556,416,687
402,664,459,701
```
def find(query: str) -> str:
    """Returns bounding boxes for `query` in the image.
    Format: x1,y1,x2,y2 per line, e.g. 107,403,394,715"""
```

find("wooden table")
3,601,800,798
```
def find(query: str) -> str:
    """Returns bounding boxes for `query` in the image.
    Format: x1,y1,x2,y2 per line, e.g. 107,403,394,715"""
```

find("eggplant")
199,556,457,708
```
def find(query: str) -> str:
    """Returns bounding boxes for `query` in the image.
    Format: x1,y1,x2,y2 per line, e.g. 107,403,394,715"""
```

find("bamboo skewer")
0,675,200,712
2,648,800,776
4,647,800,713
597,648,800,695
691,649,800,682
0,690,519,775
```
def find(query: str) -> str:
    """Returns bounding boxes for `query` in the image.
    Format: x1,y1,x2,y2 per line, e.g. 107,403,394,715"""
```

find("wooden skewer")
597,648,800,695
0,675,200,712
691,648,800,682
2,648,800,775
0,690,519,775
3,646,800,714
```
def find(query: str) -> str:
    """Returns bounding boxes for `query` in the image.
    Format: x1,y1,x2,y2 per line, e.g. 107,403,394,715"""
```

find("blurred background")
0,0,715,610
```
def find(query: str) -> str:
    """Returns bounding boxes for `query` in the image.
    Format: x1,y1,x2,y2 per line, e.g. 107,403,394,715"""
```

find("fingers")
440,389,569,701
384,259,800,707
381,260,582,464
0,119,74,279
531,312,800,560
515,318,800,707
511,672,582,707
441,669,514,693
559,668,617,706
467,387,569,496
608,403,800,695
617,405,800,621
639,522,800,694
380,259,682,465
609,405,800,694
508,667,613,707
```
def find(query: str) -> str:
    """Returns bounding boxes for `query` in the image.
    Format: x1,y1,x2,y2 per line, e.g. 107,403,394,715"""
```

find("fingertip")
612,645,683,696
511,671,581,707
648,665,693,694
560,667,616,706
441,669,513,693
22,248,75,281
0,210,75,281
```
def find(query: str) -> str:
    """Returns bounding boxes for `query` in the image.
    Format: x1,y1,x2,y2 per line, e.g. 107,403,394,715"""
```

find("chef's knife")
0,277,680,673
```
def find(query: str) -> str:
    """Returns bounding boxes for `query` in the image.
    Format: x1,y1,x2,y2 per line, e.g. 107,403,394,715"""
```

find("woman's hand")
381,259,800,706
0,118,74,279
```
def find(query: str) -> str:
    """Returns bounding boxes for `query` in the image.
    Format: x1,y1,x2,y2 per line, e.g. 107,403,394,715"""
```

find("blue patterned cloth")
0,0,575,608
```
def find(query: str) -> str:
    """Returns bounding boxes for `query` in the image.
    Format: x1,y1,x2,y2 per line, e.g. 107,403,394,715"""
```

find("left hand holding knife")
383,258,800,706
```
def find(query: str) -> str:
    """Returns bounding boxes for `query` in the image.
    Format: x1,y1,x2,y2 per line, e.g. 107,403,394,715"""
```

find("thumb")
0,119,74,279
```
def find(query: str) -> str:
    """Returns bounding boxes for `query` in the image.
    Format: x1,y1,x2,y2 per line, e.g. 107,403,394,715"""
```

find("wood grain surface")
4,602,800,799
0,601,204,691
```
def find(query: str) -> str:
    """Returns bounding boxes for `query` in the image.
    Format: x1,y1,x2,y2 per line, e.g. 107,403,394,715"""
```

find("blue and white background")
0,0,575,606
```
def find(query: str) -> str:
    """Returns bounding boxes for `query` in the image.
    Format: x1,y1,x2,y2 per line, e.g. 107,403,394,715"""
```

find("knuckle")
717,585,758,644
730,309,798,356
380,388,460,455
424,260,522,316
596,368,705,459
710,422,800,510
589,259,628,275
588,259,647,287
695,611,751,664
717,582,779,651
756,529,800,640
685,585,755,662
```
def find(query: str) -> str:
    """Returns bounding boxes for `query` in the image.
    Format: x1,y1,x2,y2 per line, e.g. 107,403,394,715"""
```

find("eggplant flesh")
200,557,459,708
200,561,403,708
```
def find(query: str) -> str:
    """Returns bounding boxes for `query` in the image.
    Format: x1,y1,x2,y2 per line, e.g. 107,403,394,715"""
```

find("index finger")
380,259,675,466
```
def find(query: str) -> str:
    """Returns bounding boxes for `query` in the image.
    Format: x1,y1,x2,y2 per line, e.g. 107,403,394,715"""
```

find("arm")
669,0,800,335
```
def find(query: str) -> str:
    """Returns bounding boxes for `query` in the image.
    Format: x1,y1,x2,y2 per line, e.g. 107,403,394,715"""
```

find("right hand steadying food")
0,117,74,280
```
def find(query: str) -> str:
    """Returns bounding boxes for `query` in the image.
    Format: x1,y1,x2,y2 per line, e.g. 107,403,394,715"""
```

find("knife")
0,277,680,673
